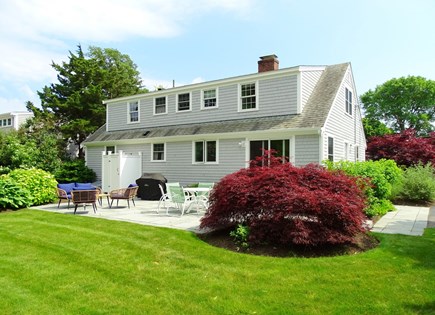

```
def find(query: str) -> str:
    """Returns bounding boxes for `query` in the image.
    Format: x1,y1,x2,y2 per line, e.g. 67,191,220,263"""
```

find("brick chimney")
258,54,279,73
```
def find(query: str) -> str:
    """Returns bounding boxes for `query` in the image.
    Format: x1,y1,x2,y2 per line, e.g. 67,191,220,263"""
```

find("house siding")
141,139,245,185
86,146,104,183
88,138,246,186
106,74,298,132
294,134,320,166
0,112,33,132
323,66,366,162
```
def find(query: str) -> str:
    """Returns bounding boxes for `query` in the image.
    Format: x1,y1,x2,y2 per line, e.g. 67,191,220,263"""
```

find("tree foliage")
200,152,367,247
324,159,403,217
362,117,393,138
27,45,147,158
0,129,61,173
361,76,435,135
366,129,435,167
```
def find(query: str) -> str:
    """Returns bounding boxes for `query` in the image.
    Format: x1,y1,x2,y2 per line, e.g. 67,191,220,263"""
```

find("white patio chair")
157,183,170,214
165,183,196,216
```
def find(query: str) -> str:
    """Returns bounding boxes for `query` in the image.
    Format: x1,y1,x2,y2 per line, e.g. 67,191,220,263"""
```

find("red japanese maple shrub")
200,152,368,246
367,129,435,167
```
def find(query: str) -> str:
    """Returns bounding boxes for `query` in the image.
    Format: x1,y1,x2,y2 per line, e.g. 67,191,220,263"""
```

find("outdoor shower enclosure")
101,150,142,193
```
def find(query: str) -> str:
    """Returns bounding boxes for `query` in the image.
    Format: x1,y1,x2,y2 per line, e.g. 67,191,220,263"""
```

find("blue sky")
1,0,435,113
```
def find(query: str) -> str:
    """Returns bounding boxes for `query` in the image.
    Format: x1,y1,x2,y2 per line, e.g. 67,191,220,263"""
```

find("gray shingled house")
83,55,366,188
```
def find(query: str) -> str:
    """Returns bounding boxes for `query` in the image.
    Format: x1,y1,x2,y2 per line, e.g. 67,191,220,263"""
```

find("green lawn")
0,210,434,315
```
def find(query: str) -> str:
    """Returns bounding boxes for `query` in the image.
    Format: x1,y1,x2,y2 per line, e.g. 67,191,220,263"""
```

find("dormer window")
202,88,218,109
177,93,191,111
154,96,167,115
239,82,257,110
128,101,139,123
345,87,353,115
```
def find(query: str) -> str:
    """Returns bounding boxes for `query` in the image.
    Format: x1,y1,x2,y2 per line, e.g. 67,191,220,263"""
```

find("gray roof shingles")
84,63,349,144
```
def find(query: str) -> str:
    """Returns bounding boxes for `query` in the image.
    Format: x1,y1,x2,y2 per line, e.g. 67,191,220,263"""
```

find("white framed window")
355,145,359,161
154,96,167,115
328,137,334,161
128,100,139,123
193,140,218,164
344,142,349,160
152,143,165,161
239,82,258,111
1,118,12,127
201,88,218,109
249,139,290,165
177,92,191,112
345,87,353,115
105,146,116,154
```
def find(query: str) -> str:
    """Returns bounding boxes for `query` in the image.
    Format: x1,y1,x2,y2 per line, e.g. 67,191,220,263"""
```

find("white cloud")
0,0,253,42
0,39,61,83
191,77,205,84
0,0,254,90
0,97,29,113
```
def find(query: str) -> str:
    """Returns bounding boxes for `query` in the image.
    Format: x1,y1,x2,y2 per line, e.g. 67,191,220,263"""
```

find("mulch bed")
197,228,380,258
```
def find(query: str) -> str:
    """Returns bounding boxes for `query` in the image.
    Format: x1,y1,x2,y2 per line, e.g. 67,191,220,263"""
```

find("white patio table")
183,187,211,212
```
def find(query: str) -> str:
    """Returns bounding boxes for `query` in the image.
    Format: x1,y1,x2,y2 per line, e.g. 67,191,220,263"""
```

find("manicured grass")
1,210,434,314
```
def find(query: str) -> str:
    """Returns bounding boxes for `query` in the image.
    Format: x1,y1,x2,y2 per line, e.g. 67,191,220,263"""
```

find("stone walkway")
371,205,431,236
32,200,433,236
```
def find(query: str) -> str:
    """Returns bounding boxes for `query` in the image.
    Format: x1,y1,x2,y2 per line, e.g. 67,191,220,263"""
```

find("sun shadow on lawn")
404,300,435,314
374,227,435,270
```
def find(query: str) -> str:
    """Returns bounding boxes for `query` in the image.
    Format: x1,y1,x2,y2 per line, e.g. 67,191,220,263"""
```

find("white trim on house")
127,100,140,124
153,96,168,116
176,92,192,113
297,72,302,114
84,127,321,148
151,142,166,162
238,81,259,112
290,135,296,164
200,87,219,110
192,139,219,165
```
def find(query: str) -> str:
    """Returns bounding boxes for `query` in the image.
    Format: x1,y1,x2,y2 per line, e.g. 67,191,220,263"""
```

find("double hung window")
240,83,257,110
328,137,334,161
177,93,190,111
345,88,353,115
152,143,165,161
154,97,167,115
202,89,217,108
128,101,139,123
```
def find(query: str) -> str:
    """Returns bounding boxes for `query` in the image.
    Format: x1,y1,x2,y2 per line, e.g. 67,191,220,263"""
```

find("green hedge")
54,160,97,184
0,176,32,209
324,159,403,217
0,168,57,210
397,163,435,202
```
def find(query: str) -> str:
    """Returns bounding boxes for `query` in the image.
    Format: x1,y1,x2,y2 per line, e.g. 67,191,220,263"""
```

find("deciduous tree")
366,129,435,167
361,76,435,135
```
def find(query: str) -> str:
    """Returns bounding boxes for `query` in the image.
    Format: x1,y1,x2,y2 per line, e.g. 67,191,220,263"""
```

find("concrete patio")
31,199,206,233
31,199,433,236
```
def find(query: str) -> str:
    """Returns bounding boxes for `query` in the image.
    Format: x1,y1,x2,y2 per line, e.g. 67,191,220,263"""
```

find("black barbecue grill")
135,173,167,200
